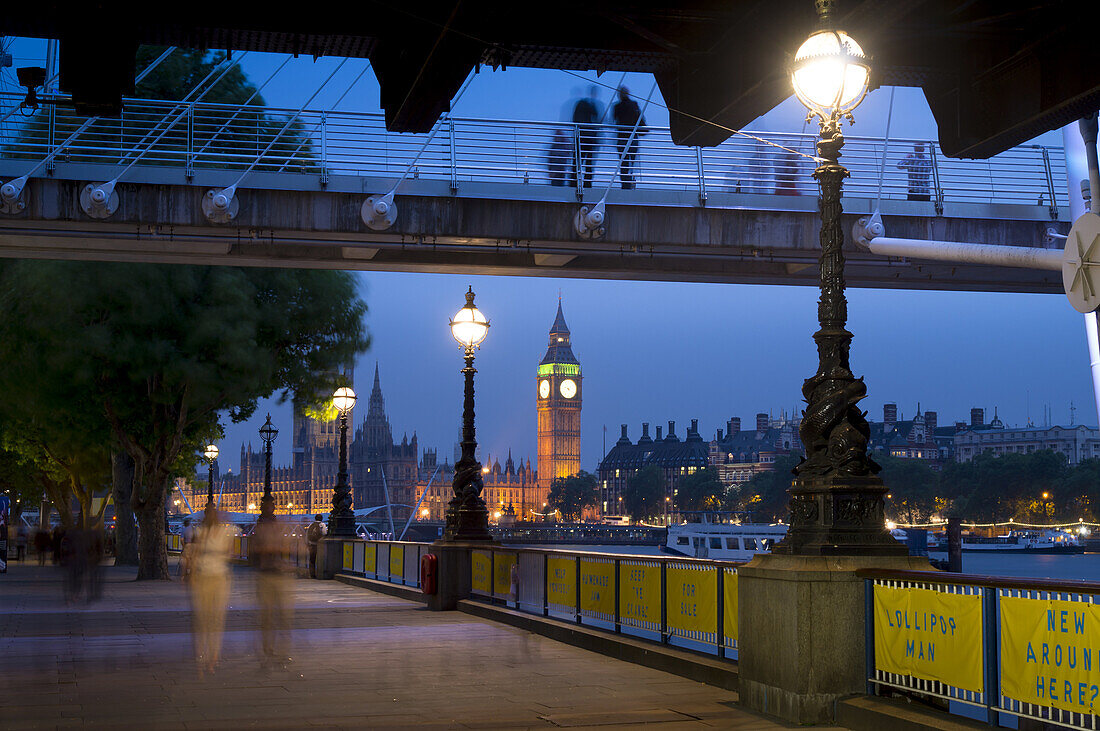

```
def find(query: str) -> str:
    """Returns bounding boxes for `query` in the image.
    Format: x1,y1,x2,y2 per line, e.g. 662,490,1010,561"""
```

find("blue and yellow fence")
335,539,430,589
469,546,740,658
862,569,1100,730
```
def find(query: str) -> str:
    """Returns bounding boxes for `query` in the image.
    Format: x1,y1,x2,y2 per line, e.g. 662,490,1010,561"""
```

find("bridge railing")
0,93,1066,213
861,569,1100,730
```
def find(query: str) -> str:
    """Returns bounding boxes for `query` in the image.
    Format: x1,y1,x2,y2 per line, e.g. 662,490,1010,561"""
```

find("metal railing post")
695,147,707,206
448,117,458,194
1041,146,1058,220
543,554,549,617
46,103,56,173
930,143,944,215
320,112,329,187
614,558,621,634
982,587,999,727
660,561,669,645
574,558,583,623
865,579,875,695
573,124,583,199
716,567,725,659
185,107,194,180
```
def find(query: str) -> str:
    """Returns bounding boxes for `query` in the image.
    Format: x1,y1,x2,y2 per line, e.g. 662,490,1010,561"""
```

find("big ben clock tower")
537,299,581,500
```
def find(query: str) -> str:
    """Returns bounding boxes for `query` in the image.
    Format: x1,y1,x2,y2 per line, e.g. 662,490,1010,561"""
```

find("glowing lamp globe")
204,444,219,462
259,413,279,444
332,386,357,414
450,286,489,349
791,29,869,118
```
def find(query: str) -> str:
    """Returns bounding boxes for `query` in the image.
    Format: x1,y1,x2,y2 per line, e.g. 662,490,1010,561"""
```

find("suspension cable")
276,62,371,173
193,55,293,159
873,86,896,211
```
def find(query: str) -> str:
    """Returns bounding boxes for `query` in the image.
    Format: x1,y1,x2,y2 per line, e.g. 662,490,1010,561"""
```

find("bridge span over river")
0,93,1071,293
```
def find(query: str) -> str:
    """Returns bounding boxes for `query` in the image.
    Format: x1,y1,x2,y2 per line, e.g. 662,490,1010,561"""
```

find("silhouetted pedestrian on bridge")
898,143,932,201
612,86,647,190
572,87,602,188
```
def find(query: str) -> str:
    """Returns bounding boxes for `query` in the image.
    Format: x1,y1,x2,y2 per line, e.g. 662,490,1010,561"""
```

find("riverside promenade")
0,560,825,730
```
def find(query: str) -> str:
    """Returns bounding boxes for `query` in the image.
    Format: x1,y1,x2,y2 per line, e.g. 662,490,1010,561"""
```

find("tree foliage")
623,465,666,523
547,471,598,522
877,452,938,524
0,261,368,579
674,467,725,513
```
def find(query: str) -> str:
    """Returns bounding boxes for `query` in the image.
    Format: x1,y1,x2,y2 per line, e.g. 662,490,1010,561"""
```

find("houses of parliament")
177,301,583,523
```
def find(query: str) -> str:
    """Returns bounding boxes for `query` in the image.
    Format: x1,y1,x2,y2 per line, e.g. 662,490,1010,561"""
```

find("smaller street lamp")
444,286,493,541
258,415,278,523
329,386,358,536
203,444,219,521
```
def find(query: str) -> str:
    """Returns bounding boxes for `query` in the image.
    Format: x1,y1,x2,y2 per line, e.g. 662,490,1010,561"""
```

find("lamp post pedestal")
443,355,493,542
329,409,356,537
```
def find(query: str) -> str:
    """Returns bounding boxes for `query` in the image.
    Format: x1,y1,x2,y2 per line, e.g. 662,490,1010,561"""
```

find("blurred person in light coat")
252,515,293,669
190,509,232,676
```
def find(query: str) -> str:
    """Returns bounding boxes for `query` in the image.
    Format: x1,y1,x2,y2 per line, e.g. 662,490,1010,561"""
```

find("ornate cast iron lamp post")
203,444,219,521
329,387,358,536
776,0,904,555
258,415,278,523
444,286,493,541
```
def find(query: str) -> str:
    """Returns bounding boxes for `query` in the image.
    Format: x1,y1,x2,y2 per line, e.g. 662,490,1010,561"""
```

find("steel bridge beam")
0,172,1067,294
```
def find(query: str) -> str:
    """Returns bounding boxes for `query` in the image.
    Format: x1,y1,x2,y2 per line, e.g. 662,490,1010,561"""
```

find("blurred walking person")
33,526,50,565
178,517,195,578
15,523,28,561
61,528,87,604
572,86,602,188
306,514,325,579
86,527,105,602
898,143,932,201
253,517,293,669
190,510,232,676
611,86,647,190
547,128,571,186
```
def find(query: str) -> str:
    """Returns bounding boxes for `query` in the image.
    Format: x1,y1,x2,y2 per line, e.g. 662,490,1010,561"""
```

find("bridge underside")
0,170,1067,294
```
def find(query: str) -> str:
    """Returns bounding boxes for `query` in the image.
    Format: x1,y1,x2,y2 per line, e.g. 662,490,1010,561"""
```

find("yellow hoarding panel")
619,562,661,629
494,553,517,597
547,556,576,609
471,550,491,595
580,559,614,618
1001,595,1100,714
233,537,242,557
389,544,404,580
723,569,738,645
666,565,718,638
364,543,377,575
342,542,353,571
874,585,984,693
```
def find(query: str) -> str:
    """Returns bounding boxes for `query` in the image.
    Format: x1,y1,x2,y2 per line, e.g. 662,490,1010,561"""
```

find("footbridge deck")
0,94,1071,293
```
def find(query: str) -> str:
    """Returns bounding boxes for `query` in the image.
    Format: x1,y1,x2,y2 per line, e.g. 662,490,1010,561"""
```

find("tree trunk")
111,451,138,566
134,479,170,580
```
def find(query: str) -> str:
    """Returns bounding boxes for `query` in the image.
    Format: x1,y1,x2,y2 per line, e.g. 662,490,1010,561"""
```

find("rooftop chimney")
728,417,741,436
717,429,724,441
621,424,628,439
756,412,769,433
668,420,676,438
955,421,968,433
925,411,937,434
690,418,698,434
971,407,985,428
656,425,663,440
640,422,652,444
883,403,897,428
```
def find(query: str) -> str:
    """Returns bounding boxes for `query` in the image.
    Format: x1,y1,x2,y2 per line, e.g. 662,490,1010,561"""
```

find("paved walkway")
0,559,834,730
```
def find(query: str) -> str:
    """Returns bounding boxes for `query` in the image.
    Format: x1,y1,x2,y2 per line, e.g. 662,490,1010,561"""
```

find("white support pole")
866,236,1064,271
398,465,440,541
379,465,397,538
1063,118,1100,426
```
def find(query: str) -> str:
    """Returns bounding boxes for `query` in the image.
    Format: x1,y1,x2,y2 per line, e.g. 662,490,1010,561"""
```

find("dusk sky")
2,41,1089,476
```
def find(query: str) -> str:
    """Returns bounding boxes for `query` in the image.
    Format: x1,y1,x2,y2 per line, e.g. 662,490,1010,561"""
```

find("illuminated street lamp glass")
204,444,219,462
791,29,869,118
259,414,278,444
332,386,357,414
450,287,489,349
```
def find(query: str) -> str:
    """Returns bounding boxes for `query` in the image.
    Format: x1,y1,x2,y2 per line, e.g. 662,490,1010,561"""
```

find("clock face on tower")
559,379,577,399
539,379,550,399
